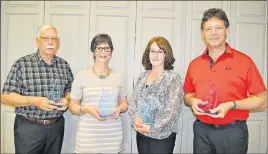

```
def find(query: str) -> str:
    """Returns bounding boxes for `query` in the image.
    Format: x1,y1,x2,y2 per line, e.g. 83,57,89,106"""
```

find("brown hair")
142,36,175,70
201,8,230,30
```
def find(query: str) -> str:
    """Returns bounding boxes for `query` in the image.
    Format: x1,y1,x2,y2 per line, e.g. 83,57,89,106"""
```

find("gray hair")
37,25,60,38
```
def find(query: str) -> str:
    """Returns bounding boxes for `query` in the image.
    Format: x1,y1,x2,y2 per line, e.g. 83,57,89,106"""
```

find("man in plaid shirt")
1,25,74,154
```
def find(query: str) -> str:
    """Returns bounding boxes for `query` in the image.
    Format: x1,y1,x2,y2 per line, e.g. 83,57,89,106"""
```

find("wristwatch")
231,101,237,110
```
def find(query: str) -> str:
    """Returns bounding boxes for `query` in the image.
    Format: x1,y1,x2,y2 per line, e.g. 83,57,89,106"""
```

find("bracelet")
231,101,237,110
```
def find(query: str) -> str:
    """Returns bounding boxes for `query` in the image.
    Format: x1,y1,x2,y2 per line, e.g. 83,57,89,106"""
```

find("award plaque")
98,89,117,118
138,99,157,127
198,81,219,115
47,82,63,108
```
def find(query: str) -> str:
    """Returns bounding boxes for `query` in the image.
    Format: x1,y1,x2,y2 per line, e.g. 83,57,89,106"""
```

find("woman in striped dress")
69,34,128,153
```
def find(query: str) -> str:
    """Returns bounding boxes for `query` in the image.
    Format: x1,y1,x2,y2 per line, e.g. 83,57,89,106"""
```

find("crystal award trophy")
137,99,156,127
198,81,219,115
47,81,63,108
98,89,117,118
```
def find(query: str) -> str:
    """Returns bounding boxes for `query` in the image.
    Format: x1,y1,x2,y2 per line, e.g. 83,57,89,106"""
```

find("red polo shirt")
183,43,266,124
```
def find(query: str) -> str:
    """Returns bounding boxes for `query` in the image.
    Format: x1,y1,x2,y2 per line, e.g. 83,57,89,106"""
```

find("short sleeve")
183,63,195,93
2,61,23,94
64,62,74,93
246,60,266,95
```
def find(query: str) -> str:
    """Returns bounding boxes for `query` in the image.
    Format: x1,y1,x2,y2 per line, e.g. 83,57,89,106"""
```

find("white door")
180,1,267,153
44,1,91,153
0,1,44,153
132,1,184,153
181,1,230,153
44,1,136,153
87,1,137,153
230,1,267,153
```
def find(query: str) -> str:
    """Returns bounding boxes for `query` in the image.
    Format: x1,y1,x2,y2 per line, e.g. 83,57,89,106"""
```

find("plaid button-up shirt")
2,51,74,119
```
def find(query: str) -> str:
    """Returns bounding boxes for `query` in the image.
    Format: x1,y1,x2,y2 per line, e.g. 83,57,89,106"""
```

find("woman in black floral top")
128,36,184,154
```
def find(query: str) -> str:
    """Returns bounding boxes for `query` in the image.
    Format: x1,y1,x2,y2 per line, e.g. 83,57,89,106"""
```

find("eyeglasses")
39,37,59,42
149,50,165,55
95,46,111,52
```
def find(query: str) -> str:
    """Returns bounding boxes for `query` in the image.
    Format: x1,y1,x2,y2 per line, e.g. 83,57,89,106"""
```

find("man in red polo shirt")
183,8,267,154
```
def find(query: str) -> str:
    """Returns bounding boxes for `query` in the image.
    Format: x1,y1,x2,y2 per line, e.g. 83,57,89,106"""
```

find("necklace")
92,66,111,79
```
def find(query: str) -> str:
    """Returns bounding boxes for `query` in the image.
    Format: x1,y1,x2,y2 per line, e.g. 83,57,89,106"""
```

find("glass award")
137,99,156,127
98,89,117,118
198,81,219,115
47,81,63,108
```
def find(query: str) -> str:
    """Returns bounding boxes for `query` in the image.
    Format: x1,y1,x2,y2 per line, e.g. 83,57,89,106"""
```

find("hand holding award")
198,81,219,115
98,89,117,118
47,82,63,108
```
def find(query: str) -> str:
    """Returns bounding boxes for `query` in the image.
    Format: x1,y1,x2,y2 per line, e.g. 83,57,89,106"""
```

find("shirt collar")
35,50,59,64
201,42,233,58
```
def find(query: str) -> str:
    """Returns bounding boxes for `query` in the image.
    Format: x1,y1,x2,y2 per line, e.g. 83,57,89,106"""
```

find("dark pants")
136,132,176,154
14,114,65,154
193,119,248,154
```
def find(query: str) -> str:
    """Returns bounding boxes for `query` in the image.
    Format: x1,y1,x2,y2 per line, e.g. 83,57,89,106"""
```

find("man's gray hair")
37,25,60,38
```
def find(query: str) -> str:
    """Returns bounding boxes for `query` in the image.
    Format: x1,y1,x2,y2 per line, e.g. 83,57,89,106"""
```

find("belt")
21,115,61,125
197,119,246,129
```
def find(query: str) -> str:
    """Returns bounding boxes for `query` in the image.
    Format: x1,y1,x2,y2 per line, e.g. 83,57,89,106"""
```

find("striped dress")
70,68,126,153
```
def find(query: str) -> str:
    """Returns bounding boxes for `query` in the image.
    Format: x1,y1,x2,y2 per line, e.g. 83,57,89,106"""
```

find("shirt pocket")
22,79,35,94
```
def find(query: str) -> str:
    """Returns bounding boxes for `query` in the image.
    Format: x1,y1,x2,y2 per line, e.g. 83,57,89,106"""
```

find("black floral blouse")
128,70,184,139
